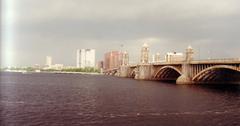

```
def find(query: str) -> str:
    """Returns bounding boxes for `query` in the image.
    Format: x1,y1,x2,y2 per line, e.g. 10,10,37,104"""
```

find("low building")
152,53,161,63
51,64,64,70
45,56,52,68
165,52,184,62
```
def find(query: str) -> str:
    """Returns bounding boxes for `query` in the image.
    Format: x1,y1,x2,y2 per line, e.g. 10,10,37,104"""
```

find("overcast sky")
1,0,240,67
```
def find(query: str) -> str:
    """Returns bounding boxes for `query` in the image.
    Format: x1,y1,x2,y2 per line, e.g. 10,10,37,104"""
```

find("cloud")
1,0,240,67
14,0,240,22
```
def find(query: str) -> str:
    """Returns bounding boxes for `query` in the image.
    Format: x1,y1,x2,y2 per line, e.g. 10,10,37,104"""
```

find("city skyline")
1,0,240,67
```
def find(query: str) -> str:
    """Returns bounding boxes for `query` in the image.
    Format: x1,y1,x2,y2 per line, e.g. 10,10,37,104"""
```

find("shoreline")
0,71,103,75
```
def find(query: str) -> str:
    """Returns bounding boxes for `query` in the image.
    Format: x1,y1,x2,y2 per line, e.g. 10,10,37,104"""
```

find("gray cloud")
1,0,240,67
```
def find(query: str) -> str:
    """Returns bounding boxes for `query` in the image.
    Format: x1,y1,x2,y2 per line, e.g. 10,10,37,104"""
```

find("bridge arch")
129,68,137,78
154,66,182,81
192,65,240,84
112,70,118,76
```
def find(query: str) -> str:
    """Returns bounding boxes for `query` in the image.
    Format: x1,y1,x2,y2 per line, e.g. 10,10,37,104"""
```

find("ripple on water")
0,72,240,126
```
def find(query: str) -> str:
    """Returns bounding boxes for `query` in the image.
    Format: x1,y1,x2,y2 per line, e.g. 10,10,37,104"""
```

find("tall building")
76,49,80,68
140,43,149,64
165,52,184,62
46,56,52,68
104,51,126,70
76,49,95,68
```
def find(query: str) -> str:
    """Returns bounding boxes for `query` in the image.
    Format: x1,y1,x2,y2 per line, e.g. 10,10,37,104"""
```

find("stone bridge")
104,59,240,84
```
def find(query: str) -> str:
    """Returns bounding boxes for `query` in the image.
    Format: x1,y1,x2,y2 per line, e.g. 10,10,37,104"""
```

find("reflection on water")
182,84,240,94
1,72,240,126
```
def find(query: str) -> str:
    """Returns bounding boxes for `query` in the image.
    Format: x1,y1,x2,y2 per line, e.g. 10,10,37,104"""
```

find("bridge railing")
152,58,240,65
191,58,240,63
151,61,184,65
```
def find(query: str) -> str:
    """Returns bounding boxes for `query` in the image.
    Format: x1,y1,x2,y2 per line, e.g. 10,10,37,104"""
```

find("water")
1,72,240,126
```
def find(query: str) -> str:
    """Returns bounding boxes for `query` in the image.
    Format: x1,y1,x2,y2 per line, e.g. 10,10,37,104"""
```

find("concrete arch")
154,66,182,80
192,65,240,83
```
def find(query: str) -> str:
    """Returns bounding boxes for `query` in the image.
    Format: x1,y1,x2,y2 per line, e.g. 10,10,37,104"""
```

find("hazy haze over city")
1,0,240,67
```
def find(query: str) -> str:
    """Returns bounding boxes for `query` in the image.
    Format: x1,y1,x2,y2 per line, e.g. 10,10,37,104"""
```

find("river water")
1,72,240,126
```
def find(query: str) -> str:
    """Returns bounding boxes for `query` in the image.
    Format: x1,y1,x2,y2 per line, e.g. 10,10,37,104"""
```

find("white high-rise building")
76,49,95,68
76,50,80,68
46,56,52,67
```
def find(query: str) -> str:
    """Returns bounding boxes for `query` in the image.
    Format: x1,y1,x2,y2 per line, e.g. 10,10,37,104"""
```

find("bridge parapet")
190,58,240,64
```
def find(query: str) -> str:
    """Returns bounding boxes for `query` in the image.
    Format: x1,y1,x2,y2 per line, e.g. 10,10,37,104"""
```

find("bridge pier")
176,64,193,84
119,66,129,77
176,75,192,84
135,64,152,80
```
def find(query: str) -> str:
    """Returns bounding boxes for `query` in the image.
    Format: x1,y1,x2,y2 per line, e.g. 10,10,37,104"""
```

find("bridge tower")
134,43,152,80
122,51,129,66
176,46,194,84
186,45,194,62
119,51,130,77
141,43,149,64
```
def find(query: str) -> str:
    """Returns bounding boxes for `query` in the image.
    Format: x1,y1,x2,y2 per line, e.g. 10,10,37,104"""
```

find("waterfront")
1,72,240,126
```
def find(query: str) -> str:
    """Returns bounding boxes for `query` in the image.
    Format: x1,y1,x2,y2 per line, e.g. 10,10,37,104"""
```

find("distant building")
165,52,184,62
46,56,52,68
51,64,64,70
76,50,80,68
155,53,161,62
152,53,161,63
97,61,104,69
104,51,127,70
97,61,104,73
140,43,149,64
76,49,95,68
152,54,155,63
33,64,41,69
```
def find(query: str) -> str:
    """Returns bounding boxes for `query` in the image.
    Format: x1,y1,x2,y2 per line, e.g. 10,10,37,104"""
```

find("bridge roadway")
104,59,240,84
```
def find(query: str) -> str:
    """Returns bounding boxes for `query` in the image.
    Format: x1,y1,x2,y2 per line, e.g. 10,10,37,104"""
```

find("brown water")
1,72,240,126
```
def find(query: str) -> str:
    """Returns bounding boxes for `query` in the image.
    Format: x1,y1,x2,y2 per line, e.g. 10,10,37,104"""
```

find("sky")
1,0,240,67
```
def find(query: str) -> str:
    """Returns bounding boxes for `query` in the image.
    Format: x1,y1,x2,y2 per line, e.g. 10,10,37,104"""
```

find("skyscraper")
45,56,52,68
76,49,80,68
140,43,149,64
76,49,96,68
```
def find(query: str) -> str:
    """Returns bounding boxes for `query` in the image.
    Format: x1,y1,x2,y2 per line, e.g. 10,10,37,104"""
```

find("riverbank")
0,71,103,75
